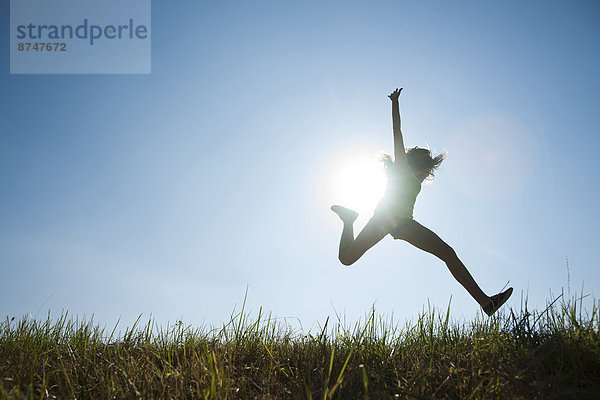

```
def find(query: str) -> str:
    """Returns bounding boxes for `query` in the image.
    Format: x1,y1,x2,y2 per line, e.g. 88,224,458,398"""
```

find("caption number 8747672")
18,42,67,52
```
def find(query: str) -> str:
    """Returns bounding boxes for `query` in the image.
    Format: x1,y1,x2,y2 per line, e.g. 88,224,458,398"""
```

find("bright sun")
323,149,388,217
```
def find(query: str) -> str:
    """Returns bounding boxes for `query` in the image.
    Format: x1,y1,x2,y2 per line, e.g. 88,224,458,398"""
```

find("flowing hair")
381,146,446,181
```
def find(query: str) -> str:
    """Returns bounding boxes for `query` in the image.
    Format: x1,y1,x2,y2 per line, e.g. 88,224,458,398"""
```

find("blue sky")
1,0,599,331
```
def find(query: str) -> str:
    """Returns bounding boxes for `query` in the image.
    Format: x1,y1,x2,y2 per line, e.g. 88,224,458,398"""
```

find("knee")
338,244,359,266
339,254,357,266
439,245,458,263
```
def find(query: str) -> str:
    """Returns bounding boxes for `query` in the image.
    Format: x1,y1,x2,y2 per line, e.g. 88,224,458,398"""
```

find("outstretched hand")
388,88,403,102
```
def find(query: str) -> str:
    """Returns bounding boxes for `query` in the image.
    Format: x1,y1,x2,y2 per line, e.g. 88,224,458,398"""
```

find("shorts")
372,208,414,239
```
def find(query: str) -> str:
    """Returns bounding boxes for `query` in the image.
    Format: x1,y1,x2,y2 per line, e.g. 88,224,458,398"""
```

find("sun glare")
323,150,388,217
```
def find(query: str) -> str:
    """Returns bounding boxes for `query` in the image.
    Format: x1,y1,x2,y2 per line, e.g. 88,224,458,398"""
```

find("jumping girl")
331,88,512,316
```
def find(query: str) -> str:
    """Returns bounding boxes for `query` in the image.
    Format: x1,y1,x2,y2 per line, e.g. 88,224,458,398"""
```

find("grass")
1,293,599,399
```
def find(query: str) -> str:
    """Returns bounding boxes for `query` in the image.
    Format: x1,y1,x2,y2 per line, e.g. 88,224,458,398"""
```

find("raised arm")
388,88,407,165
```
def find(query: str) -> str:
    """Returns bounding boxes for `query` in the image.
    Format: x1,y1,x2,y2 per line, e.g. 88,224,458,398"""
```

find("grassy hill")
1,294,598,399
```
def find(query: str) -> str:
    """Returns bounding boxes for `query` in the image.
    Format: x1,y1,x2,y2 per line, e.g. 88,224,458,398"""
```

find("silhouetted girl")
331,88,512,316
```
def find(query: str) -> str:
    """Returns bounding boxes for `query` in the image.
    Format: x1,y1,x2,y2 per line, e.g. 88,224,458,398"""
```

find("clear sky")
1,1,599,331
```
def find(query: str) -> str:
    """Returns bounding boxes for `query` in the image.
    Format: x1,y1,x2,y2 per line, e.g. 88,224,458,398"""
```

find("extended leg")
395,220,491,307
331,206,389,266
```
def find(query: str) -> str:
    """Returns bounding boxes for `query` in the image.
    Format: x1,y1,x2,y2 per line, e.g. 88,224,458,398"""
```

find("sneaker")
483,287,513,316
330,205,359,223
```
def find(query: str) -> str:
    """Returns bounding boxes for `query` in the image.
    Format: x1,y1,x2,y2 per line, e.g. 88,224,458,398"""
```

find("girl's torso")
376,164,422,220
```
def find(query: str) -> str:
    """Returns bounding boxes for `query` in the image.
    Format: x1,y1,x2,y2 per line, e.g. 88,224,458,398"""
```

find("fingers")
388,88,403,98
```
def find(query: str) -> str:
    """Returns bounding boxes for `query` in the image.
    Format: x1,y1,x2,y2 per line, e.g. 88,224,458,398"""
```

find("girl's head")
382,146,446,181
406,146,446,181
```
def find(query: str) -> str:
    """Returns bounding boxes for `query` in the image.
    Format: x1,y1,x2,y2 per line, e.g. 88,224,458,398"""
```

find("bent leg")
337,217,390,266
395,220,491,307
